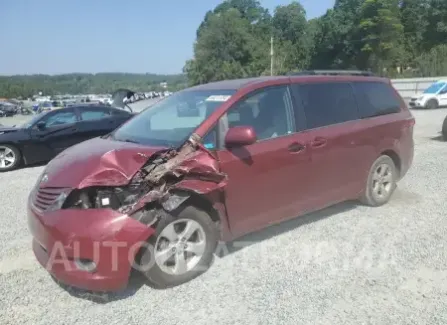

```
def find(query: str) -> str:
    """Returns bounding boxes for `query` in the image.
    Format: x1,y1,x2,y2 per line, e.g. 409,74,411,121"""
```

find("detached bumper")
27,201,155,292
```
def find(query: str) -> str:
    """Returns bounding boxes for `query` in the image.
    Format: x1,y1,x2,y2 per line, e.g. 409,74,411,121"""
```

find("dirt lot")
0,108,446,325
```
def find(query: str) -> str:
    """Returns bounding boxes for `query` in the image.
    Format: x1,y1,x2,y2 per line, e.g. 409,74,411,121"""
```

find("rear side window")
294,82,358,129
80,107,110,121
352,82,401,118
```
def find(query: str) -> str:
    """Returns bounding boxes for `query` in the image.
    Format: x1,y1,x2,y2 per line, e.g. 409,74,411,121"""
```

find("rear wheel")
138,205,219,288
425,99,438,109
360,155,397,207
0,144,21,172
442,115,447,141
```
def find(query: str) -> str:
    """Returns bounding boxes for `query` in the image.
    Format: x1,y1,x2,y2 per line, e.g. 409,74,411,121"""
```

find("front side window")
353,82,401,118
112,89,235,147
40,110,77,127
296,82,359,129
220,85,295,142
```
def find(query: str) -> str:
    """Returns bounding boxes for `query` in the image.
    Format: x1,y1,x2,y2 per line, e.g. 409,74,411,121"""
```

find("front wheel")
138,205,219,288
425,99,438,109
360,155,397,207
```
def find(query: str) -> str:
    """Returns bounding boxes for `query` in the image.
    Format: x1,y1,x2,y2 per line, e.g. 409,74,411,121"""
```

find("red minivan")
27,71,415,291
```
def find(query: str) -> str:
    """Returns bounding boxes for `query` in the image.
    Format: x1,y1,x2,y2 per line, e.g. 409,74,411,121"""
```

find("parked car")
409,80,447,109
0,102,18,116
0,104,133,171
27,70,414,292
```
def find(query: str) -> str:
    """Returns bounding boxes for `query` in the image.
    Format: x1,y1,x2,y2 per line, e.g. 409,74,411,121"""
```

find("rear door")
75,106,118,142
215,85,314,237
290,81,373,208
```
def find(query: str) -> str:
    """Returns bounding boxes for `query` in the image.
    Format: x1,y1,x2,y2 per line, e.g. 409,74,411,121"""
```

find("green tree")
357,0,404,73
424,0,447,51
272,2,311,74
414,44,447,77
185,5,269,85
310,0,363,69
400,0,430,66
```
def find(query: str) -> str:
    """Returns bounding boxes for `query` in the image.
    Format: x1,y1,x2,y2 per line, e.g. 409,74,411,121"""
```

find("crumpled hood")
42,137,166,189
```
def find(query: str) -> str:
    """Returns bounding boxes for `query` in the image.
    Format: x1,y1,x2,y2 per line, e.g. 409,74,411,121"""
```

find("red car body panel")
43,137,166,188
27,75,415,292
28,197,154,291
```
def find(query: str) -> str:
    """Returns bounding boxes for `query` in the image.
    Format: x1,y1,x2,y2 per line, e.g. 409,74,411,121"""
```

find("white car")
409,80,447,109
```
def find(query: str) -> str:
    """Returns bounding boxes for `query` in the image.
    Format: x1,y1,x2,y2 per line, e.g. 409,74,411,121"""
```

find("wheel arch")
380,149,401,178
165,189,231,241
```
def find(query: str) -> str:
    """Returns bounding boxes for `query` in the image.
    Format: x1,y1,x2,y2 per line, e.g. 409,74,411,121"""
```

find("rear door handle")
311,137,327,148
288,142,306,153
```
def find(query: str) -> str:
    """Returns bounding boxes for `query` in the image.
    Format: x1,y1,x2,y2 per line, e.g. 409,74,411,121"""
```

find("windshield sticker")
205,95,231,102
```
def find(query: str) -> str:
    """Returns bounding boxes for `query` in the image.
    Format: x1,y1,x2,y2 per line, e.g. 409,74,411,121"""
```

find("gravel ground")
1,107,447,325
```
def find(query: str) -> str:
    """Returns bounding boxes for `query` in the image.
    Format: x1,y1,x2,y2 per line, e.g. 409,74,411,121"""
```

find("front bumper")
27,199,155,292
408,99,424,108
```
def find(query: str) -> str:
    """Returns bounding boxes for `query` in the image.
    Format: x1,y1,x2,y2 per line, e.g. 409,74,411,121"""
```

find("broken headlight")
63,185,147,210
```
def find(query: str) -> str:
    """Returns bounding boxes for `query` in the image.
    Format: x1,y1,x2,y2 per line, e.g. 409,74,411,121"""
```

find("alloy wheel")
0,146,16,170
371,163,393,201
154,218,207,275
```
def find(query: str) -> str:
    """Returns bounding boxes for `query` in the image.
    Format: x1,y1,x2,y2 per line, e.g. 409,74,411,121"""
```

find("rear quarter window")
352,82,401,118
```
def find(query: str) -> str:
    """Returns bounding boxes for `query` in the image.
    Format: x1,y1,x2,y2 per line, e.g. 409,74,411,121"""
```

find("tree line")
0,73,187,99
184,0,447,85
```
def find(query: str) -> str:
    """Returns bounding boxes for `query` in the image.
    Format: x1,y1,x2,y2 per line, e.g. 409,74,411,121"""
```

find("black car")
0,104,133,171
0,103,18,117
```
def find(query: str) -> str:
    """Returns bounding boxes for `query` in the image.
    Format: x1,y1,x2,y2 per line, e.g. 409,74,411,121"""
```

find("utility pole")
270,36,274,76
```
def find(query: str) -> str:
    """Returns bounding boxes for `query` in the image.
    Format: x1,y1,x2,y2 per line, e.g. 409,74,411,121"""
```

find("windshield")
20,112,46,128
423,82,446,94
111,89,235,147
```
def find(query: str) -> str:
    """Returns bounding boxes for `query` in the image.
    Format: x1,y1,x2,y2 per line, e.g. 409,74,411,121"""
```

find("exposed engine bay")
62,133,228,221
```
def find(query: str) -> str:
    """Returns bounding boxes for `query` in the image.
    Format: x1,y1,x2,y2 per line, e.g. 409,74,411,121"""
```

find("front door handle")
311,137,327,148
288,142,306,153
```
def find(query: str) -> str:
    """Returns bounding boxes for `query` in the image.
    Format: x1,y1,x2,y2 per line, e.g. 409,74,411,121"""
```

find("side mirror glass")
225,126,257,148
36,121,46,130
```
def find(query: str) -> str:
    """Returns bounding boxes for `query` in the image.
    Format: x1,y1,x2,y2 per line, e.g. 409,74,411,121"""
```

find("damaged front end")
63,133,228,225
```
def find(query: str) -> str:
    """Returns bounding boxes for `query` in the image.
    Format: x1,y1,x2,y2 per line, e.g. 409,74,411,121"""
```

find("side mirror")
225,126,257,148
36,121,46,130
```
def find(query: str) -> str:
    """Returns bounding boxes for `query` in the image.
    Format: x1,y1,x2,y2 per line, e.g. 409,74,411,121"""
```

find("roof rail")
288,70,375,77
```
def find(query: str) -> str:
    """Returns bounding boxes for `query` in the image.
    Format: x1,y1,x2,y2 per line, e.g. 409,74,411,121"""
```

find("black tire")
425,99,438,109
442,115,447,141
0,144,21,172
360,155,397,207
138,205,219,289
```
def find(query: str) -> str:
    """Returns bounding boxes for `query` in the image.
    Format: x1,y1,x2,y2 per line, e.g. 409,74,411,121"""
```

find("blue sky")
0,0,334,75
